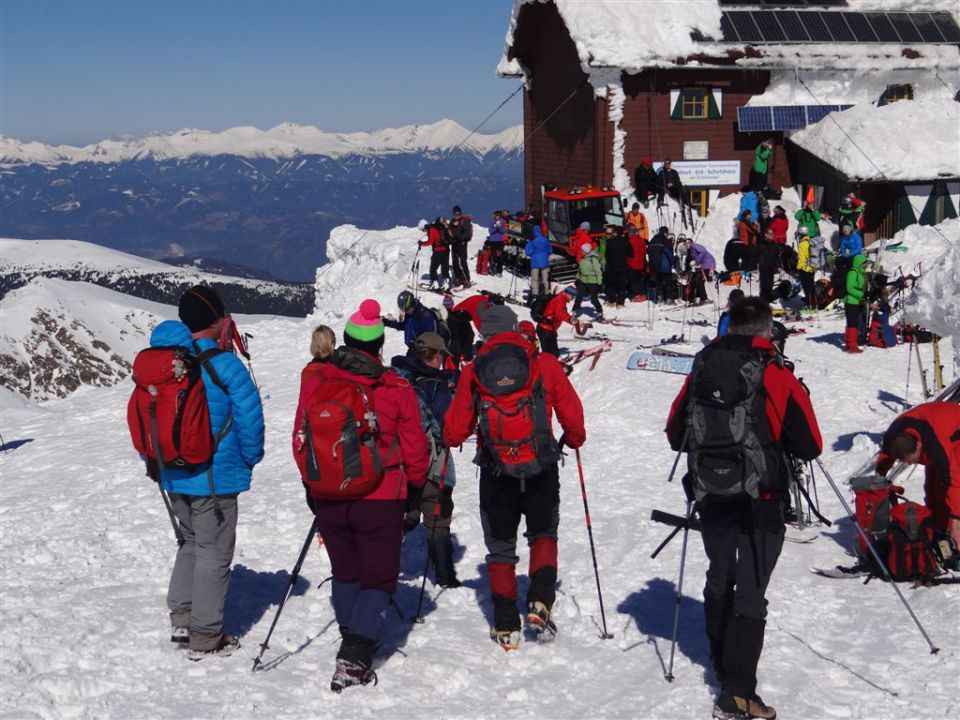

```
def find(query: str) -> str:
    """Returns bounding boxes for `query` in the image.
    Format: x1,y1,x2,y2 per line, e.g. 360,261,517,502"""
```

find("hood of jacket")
331,346,384,381
851,254,867,270
150,320,194,348
390,354,449,381
533,226,546,242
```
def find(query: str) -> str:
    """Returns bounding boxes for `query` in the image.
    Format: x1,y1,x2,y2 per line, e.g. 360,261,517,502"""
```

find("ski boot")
489,627,522,652
524,601,557,642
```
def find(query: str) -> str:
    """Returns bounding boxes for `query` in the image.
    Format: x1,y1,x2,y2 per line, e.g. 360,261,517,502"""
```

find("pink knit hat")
344,298,384,343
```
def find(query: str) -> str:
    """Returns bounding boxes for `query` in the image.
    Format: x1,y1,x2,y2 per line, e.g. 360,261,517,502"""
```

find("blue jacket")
384,301,440,346
740,192,759,223
839,230,863,258
148,320,264,496
524,227,552,269
487,219,505,244
717,311,731,338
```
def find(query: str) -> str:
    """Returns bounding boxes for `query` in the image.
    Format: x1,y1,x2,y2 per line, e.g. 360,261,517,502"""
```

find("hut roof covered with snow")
498,0,960,77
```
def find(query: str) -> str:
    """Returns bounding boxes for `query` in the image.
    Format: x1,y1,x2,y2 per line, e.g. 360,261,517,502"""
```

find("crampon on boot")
489,627,522,652
524,601,557,641
713,692,777,720
330,634,378,693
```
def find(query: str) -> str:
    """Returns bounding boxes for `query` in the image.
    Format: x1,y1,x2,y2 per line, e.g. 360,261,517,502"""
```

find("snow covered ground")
2,225,958,720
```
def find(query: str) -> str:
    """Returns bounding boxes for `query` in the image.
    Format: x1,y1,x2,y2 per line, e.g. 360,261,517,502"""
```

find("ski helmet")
397,290,416,311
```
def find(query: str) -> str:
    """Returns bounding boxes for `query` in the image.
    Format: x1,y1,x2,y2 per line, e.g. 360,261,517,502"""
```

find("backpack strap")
193,343,230,523
195,346,228,393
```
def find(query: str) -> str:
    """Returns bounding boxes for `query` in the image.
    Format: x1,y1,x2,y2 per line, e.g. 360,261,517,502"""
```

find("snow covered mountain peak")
0,119,524,166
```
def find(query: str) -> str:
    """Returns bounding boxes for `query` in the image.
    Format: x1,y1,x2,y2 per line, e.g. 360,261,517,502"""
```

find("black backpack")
530,294,551,323
686,343,771,501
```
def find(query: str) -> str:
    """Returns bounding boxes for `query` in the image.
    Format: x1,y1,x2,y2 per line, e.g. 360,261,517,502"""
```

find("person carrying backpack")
665,297,822,720
131,285,264,660
442,304,586,650
385,291,448,348
391,332,461,588
795,235,817,309
532,287,573,357
449,205,473,288
876,401,960,551
296,298,429,692
524,225,552,301
420,218,452,291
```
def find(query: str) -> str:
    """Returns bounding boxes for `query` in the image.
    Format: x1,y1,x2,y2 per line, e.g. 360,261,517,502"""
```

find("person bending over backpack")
876,401,960,551
147,286,264,660
666,297,822,720
392,331,462,588
296,299,429,692
443,304,585,651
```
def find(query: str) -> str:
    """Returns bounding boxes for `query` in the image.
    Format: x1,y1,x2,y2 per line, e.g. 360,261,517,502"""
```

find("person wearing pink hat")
295,298,430,692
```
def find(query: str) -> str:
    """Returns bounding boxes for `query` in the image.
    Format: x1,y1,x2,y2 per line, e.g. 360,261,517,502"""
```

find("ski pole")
574,448,613,639
665,499,693,682
147,409,185,547
252,514,321,671
414,449,451,624
813,458,939,654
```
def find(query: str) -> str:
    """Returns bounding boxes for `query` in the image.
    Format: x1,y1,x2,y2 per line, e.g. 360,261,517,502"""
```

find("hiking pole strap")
206,413,233,525
814,458,939,654
252,514,320,671
414,449,452,624
575,448,612,639
148,405,185,547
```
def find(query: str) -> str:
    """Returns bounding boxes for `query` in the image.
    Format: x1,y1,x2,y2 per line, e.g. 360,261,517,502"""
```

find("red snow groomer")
505,185,624,284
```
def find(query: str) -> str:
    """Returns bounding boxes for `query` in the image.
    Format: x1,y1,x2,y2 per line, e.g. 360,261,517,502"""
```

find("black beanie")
343,331,385,358
178,285,225,332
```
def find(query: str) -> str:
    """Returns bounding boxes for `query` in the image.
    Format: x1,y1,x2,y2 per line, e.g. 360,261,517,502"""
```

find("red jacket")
627,235,648,272
443,332,586,451
666,335,822,496
569,228,597,264
537,292,572,333
769,215,789,244
738,220,759,246
877,401,960,527
298,348,429,500
452,294,491,331
420,225,449,253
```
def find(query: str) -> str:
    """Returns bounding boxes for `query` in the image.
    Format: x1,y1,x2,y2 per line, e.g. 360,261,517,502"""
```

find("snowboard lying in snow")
626,350,694,375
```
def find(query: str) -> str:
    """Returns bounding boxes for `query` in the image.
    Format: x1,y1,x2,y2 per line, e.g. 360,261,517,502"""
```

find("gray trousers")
530,267,550,297
166,493,238,651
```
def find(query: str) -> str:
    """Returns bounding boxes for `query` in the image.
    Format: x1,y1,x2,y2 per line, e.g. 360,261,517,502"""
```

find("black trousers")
429,251,450,285
605,269,628,306
537,326,559,357
451,243,470,285
797,270,815,308
699,498,784,698
572,281,602,315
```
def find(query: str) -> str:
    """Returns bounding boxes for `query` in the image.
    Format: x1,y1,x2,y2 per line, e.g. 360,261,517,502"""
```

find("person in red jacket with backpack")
533,288,573,357
295,298,429,692
420,218,452,291
665,297,822,720
876,401,960,550
443,304,586,650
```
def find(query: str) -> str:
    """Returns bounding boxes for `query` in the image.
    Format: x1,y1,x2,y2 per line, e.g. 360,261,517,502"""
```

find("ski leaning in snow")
626,350,694,375
560,340,612,372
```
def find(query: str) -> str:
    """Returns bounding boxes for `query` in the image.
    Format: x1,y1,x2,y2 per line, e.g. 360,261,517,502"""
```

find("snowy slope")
0,120,523,166
1,226,958,719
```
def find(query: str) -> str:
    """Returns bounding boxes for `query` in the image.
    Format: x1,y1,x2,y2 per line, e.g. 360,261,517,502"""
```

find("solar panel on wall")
737,107,774,133
728,12,764,42
888,13,922,43
866,14,900,42
800,12,832,41
776,11,810,41
753,11,788,41
932,12,960,42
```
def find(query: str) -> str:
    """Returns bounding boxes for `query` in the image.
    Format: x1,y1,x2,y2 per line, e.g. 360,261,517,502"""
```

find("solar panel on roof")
729,11,764,42
866,14,900,42
844,13,878,41
911,13,945,42
800,12,832,41
720,13,740,41
823,12,855,41
888,13,922,43
753,11,787,41
776,11,810,41
932,12,960,42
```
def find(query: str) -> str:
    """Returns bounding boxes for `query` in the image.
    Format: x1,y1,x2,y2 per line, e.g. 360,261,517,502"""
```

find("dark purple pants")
314,499,404,594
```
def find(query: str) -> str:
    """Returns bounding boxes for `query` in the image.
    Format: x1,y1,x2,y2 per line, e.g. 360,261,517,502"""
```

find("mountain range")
0,120,523,281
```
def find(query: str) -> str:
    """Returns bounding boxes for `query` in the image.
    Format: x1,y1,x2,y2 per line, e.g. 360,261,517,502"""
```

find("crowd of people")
129,169,955,718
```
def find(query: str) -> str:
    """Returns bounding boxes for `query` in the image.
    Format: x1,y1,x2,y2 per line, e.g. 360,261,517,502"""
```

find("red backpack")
296,377,396,500
851,475,902,557
476,248,490,276
127,345,225,472
886,501,940,581
472,342,559,479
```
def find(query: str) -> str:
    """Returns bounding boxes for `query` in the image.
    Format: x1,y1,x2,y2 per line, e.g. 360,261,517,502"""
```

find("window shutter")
708,88,723,119
670,90,682,119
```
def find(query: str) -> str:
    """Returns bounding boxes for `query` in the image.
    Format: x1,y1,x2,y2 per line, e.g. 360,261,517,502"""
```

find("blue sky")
1,0,522,145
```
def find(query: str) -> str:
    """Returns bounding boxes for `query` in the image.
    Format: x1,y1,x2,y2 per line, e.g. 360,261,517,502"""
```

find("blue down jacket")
149,320,264,496
524,226,553,270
